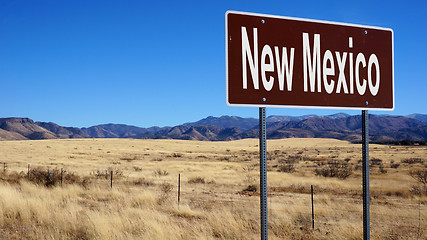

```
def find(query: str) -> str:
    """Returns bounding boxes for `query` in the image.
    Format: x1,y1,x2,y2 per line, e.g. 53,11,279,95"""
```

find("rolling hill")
0,114,426,142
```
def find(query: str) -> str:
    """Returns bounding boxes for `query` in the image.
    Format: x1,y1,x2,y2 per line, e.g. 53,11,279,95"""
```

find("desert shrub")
133,166,143,171
379,164,387,174
409,169,427,196
153,169,169,177
286,155,303,163
132,177,154,186
410,185,427,196
160,182,173,193
242,166,255,172
28,168,80,187
279,164,295,173
157,182,173,205
28,168,57,186
314,160,352,179
62,170,81,184
91,169,110,179
390,163,400,168
188,177,205,184
243,184,257,192
370,158,383,166
91,168,122,179
0,171,26,184
409,169,427,185
402,158,424,165
120,155,139,161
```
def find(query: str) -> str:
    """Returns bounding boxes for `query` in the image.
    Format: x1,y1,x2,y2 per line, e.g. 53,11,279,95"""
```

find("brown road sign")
226,11,394,110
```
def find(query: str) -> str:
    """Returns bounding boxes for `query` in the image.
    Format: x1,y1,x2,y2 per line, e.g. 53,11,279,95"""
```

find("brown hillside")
0,118,54,139
0,128,26,140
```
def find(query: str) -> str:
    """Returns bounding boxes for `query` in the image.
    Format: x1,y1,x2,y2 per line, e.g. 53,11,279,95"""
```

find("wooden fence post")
110,171,113,188
178,173,181,207
311,185,315,229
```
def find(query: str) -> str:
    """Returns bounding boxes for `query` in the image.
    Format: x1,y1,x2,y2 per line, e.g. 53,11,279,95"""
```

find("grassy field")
0,138,426,239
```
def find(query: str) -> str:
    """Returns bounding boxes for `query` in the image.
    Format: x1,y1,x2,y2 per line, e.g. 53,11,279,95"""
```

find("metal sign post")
259,107,268,240
362,110,370,240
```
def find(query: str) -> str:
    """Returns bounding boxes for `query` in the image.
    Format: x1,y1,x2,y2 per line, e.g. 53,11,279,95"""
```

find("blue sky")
0,0,426,127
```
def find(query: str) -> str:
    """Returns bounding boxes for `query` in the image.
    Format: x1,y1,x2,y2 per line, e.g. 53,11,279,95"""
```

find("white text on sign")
241,27,380,96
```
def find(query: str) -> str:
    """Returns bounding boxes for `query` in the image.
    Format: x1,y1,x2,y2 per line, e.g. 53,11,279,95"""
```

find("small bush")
153,169,169,177
0,171,25,184
28,168,81,187
279,164,295,173
28,168,56,186
390,163,400,168
314,160,352,179
402,158,424,165
286,155,303,163
370,158,383,166
379,164,387,174
132,177,154,186
120,155,139,161
188,177,205,184
80,176,92,189
62,171,81,184
243,184,257,192
410,185,427,196
91,168,122,179
157,182,173,205
409,169,427,185
160,182,173,193
91,169,110,179
133,166,143,171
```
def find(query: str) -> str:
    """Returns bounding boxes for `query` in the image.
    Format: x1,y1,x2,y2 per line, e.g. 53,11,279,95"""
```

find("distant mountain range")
0,113,426,142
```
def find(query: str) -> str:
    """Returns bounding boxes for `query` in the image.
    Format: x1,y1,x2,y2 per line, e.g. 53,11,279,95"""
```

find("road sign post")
225,11,393,240
259,107,268,240
362,110,370,239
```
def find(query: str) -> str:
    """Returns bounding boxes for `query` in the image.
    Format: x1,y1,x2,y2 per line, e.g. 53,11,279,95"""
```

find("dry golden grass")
0,138,426,239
